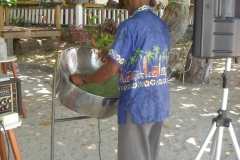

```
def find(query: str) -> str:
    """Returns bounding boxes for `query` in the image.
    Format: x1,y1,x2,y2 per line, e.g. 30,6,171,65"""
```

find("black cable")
98,119,102,160
0,120,10,160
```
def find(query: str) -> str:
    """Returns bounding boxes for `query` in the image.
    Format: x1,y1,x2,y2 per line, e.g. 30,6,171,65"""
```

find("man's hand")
98,51,109,63
69,74,85,86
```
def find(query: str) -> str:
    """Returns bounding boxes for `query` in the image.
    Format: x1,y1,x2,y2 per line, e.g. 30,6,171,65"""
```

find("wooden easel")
0,58,27,118
0,129,22,160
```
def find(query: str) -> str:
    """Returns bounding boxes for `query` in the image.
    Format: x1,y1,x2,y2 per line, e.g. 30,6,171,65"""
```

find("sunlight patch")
171,86,186,91
235,87,240,90
26,58,34,62
57,141,66,146
214,67,225,71
25,93,34,96
180,103,196,108
178,119,183,123
36,89,51,94
164,133,174,137
229,110,239,115
51,59,56,63
87,144,96,149
192,88,201,91
18,75,28,80
186,137,197,146
225,149,234,155
200,113,217,117
111,127,117,131
47,74,52,78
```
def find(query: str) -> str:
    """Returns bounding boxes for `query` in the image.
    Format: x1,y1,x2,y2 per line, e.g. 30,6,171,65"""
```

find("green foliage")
115,12,124,19
171,1,177,10
171,1,188,14
88,15,99,26
15,53,25,59
10,16,29,27
183,5,186,14
176,37,188,44
0,0,17,7
39,0,62,7
87,15,116,52
92,32,115,52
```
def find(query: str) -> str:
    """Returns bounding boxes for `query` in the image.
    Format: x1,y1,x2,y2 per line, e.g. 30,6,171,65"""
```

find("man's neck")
132,2,149,13
132,4,150,16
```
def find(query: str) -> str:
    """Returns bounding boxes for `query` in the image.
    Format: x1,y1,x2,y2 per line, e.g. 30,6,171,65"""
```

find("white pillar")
76,4,83,26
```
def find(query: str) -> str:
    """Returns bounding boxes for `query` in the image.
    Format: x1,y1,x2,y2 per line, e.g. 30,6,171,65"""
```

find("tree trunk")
161,0,190,48
184,46,214,84
163,0,214,84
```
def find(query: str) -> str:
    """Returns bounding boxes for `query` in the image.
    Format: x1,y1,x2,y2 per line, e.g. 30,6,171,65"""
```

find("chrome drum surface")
53,47,119,119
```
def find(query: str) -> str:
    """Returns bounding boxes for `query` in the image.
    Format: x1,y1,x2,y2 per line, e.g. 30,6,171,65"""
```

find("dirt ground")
11,38,240,160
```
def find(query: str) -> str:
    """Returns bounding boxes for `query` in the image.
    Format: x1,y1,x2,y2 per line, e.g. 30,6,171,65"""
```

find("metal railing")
7,6,164,26
8,7,76,26
82,8,163,25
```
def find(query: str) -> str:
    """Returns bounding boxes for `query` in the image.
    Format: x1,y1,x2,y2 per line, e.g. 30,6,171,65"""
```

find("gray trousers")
118,111,163,160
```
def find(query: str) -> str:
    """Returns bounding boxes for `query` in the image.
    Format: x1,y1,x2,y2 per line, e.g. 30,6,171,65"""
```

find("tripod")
195,58,240,160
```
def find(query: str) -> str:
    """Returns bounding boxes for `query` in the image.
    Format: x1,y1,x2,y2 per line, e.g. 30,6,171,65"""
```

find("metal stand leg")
214,127,224,160
50,64,91,160
195,58,240,160
228,123,240,158
209,131,217,160
195,122,217,160
51,66,57,160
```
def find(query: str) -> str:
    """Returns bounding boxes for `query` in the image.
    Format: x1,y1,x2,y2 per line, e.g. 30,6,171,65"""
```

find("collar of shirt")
132,5,151,17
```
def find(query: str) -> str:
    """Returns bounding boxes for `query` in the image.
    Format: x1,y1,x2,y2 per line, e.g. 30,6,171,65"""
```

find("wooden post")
5,7,9,26
55,5,61,29
101,8,104,24
0,6,4,37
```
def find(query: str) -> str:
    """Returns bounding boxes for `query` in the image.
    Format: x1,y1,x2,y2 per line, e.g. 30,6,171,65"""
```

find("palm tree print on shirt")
119,45,169,90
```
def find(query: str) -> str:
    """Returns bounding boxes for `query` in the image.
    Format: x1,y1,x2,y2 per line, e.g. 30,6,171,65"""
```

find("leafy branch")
0,0,17,7
87,15,116,52
39,0,63,7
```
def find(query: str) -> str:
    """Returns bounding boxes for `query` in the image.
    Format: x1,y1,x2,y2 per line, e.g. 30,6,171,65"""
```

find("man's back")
109,6,170,124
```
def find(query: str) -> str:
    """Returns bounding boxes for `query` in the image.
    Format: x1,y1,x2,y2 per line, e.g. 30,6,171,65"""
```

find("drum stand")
195,58,240,160
51,65,90,160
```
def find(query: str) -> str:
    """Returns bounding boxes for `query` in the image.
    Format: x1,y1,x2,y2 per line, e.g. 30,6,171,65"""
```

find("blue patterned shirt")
108,5,170,124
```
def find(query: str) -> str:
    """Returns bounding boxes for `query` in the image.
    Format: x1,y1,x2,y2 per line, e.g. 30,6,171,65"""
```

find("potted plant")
69,14,120,61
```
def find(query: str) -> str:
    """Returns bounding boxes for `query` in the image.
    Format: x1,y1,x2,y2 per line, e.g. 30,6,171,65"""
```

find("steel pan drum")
53,47,119,119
